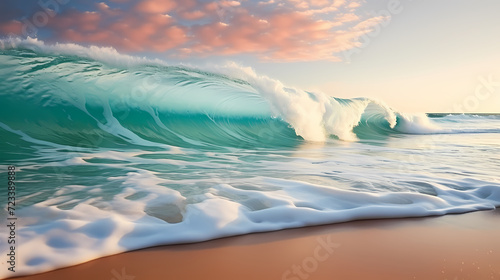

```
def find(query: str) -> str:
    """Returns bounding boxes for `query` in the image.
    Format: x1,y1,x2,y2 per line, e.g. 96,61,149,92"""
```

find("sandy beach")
8,208,500,280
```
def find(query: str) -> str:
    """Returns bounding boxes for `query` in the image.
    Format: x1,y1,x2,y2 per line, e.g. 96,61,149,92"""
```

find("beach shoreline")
7,208,500,280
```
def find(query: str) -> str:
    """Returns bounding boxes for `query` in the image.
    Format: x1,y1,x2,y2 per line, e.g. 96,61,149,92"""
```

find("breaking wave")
0,37,443,149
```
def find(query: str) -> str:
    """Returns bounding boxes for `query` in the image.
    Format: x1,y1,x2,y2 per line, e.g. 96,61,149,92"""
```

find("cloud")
0,20,22,35
0,0,383,62
134,0,178,14
46,8,187,52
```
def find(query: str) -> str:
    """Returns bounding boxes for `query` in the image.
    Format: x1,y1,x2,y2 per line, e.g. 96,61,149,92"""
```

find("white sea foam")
1,166,499,278
394,113,442,134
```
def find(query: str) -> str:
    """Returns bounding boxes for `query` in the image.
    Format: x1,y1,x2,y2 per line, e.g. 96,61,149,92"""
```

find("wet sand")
9,209,500,280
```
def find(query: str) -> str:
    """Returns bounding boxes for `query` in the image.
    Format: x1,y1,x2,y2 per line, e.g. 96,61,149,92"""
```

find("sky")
1,0,499,113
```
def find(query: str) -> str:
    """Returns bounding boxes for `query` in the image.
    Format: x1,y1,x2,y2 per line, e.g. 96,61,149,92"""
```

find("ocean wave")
0,37,444,147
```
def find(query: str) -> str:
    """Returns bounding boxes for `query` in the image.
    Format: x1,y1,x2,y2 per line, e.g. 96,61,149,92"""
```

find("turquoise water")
1,39,499,277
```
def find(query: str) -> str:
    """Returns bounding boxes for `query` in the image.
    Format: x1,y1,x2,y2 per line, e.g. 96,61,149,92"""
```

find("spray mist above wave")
0,37,442,146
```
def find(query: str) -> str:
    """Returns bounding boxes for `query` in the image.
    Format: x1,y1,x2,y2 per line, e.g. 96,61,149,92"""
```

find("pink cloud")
180,10,206,20
0,20,22,35
185,3,383,62
49,11,102,33
310,0,331,7
219,1,241,8
334,13,360,25
3,0,383,62
347,1,362,9
96,2,123,16
135,0,177,14
46,5,186,52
